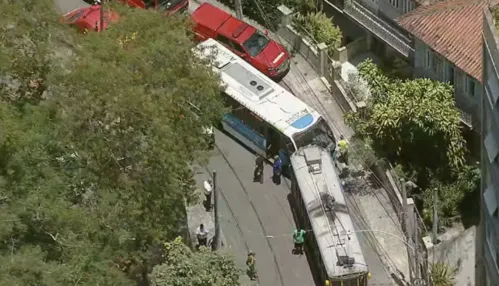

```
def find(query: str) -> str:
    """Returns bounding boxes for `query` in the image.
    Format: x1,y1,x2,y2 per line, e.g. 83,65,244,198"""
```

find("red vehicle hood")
63,5,119,32
253,41,289,69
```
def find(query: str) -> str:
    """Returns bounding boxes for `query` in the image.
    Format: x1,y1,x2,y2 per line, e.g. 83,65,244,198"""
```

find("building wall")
413,38,482,128
358,0,416,19
480,8,499,286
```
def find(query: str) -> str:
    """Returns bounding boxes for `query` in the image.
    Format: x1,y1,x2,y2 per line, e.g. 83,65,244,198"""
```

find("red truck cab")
118,0,188,15
191,3,290,81
62,4,119,33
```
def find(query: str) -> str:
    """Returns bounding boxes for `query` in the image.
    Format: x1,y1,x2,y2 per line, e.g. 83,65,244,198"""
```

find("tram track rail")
203,142,287,286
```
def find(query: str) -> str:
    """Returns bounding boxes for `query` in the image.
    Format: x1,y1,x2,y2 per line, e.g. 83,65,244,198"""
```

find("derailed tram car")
290,145,369,286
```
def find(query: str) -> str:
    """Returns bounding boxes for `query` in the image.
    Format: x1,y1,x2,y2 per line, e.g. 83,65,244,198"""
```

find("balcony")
343,0,414,58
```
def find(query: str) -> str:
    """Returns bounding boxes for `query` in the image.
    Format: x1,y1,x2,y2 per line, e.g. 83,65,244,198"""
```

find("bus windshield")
292,118,335,150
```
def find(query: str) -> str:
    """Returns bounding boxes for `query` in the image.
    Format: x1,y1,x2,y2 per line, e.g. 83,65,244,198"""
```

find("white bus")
290,146,369,286
194,39,335,164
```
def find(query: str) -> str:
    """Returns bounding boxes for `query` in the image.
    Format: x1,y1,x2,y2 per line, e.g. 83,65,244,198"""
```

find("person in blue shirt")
272,155,282,185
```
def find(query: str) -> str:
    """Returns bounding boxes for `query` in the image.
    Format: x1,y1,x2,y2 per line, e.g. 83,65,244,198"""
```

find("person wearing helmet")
337,135,349,164
246,251,257,280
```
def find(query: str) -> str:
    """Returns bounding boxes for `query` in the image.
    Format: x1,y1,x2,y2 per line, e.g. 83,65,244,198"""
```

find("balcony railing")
343,0,414,57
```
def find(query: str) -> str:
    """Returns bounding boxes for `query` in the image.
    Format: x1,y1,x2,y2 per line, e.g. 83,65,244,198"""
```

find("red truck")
117,0,189,15
191,3,290,81
62,4,119,33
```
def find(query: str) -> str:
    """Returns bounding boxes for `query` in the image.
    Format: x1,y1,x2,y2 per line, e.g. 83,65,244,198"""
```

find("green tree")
345,59,466,178
0,1,233,285
150,237,240,286
294,12,343,55
345,59,479,227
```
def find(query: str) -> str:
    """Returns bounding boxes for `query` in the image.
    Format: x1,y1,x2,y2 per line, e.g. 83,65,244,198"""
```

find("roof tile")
397,0,487,82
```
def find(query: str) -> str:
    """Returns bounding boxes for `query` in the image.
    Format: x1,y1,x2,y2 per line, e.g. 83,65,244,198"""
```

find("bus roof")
290,146,368,279
194,39,321,139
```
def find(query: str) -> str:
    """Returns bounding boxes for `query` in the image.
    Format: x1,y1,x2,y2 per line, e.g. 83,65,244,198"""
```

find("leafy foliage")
430,262,456,286
421,164,480,227
345,59,466,176
150,237,240,286
217,0,316,28
294,12,343,55
0,1,234,285
345,59,479,227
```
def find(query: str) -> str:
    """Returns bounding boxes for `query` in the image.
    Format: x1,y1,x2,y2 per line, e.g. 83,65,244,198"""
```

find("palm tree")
431,262,456,286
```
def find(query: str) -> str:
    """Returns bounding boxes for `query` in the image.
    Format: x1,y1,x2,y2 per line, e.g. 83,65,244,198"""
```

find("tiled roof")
397,0,487,82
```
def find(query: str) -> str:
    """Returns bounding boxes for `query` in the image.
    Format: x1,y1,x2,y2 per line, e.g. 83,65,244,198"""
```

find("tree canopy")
0,1,238,285
150,238,240,286
346,59,466,177
346,59,479,227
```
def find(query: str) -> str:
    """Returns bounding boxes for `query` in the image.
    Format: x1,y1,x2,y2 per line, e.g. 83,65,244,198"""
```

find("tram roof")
290,146,368,278
195,39,321,139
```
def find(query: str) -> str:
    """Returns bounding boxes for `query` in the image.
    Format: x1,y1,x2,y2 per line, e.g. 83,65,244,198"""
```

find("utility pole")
414,211,420,280
99,0,104,32
212,170,222,250
234,0,243,20
432,188,439,245
400,179,414,282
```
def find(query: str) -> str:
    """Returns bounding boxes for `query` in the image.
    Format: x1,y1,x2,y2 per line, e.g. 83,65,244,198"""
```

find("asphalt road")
196,130,316,286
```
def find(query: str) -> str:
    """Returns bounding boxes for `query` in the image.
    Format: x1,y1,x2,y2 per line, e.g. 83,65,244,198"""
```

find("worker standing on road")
203,179,213,211
253,155,264,183
293,228,306,255
272,155,282,185
337,135,349,164
246,251,257,280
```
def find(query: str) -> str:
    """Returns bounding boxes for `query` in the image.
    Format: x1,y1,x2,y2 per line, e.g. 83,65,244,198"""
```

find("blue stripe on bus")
291,114,314,129
222,113,266,150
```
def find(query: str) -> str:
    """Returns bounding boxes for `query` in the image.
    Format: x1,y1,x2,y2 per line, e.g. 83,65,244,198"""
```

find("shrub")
218,0,297,28
294,12,343,56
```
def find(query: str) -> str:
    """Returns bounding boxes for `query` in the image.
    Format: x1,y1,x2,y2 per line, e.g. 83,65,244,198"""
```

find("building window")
426,49,439,73
403,0,414,13
485,219,499,270
484,185,498,217
447,64,455,85
390,0,399,8
466,75,476,97
486,57,499,105
484,133,499,163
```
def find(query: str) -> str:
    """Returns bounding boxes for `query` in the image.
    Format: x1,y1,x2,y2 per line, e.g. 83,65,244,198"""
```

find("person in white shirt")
203,179,213,211
196,224,209,247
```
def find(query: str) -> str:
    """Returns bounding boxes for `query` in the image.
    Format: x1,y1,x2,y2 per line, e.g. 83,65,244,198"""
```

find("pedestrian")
272,155,282,185
203,179,213,211
293,228,306,255
196,224,208,248
253,155,264,183
246,251,257,280
337,135,349,164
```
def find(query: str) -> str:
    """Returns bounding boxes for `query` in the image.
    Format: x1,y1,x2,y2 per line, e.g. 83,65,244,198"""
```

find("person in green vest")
337,135,349,164
246,251,257,280
293,228,306,255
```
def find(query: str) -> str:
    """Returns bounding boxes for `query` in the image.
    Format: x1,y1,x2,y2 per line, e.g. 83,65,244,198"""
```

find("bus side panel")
221,114,267,156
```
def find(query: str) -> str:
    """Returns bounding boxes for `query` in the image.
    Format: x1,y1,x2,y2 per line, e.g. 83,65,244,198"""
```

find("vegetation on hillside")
345,59,480,229
0,1,238,285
